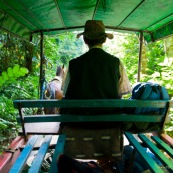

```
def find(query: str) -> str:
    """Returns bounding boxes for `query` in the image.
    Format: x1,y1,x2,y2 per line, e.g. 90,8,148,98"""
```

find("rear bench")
8,99,173,173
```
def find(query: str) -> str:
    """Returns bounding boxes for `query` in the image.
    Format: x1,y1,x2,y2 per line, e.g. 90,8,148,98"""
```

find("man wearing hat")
58,20,132,172
62,20,131,104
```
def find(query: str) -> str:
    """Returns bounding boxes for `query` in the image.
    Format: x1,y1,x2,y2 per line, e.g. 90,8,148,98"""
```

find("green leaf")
19,67,29,76
7,67,13,77
0,122,7,129
2,71,9,81
13,65,22,77
0,77,5,87
20,67,29,73
12,64,20,73
0,76,4,83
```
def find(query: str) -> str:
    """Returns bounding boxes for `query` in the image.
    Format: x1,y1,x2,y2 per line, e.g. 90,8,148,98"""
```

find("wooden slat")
138,134,173,172
9,135,38,173
16,114,163,123
124,132,164,173
18,122,61,135
151,135,173,158
28,135,52,173
49,134,66,173
161,133,173,147
13,99,169,108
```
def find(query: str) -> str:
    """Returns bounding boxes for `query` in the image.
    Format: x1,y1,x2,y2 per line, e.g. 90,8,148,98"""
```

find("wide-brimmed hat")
77,20,113,40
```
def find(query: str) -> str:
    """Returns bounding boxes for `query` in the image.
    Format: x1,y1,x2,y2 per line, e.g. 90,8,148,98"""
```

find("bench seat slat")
138,134,173,171
28,135,52,173
151,136,173,158
13,99,169,108
9,135,38,173
16,114,164,123
124,132,164,173
49,134,66,173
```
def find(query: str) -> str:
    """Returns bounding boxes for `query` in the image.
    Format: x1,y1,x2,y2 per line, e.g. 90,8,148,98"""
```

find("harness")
44,76,62,99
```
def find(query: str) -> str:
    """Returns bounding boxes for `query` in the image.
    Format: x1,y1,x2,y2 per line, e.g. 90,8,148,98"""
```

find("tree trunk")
141,39,147,74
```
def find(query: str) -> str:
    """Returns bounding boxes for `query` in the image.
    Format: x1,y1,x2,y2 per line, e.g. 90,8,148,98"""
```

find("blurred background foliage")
0,30,173,153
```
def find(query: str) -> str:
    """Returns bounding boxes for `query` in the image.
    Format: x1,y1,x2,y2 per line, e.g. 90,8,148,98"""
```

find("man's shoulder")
102,50,120,63
69,49,120,64
92,48,119,59
69,52,88,63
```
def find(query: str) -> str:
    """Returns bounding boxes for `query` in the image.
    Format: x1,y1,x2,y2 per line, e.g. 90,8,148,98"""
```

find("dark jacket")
61,48,121,128
66,48,120,99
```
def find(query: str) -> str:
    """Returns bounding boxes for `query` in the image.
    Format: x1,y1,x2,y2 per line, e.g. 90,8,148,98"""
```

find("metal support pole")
39,30,44,99
137,32,143,82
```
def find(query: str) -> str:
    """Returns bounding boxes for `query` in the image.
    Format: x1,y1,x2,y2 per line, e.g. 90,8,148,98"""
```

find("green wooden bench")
10,99,173,173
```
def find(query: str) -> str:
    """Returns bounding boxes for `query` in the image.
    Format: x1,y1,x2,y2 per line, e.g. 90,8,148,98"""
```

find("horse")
44,65,65,114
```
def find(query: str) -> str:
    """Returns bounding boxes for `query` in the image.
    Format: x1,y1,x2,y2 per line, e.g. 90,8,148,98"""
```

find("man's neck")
89,44,103,49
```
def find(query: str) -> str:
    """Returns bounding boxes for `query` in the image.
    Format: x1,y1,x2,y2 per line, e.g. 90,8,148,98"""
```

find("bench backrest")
13,99,172,138
12,99,173,173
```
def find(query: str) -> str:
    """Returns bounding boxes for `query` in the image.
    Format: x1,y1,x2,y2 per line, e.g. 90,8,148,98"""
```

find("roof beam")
146,12,173,30
92,0,101,20
0,10,6,27
1,0,37,30
54,0,66,30
31,25,152,35
17,0,45,29
117,0,145,27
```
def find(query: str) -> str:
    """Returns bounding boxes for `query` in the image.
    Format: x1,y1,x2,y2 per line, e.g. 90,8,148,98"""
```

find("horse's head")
56,65,65,79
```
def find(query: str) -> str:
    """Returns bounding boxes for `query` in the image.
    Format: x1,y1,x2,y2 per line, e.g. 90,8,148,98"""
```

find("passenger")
63,20,131,100
61,20,131,127
57,20,132,173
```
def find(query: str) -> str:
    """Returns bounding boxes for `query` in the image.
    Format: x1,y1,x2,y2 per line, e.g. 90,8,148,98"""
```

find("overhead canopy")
0,0,173,42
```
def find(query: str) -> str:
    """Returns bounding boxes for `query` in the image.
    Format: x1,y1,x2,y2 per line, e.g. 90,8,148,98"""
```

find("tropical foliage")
0,30,173,154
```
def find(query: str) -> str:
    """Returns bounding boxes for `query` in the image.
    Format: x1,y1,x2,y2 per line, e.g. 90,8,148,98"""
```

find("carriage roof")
0,0,173,43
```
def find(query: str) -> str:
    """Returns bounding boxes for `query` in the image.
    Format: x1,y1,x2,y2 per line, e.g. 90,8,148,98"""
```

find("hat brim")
106,33,114,39
77,32,114,39
76,32,84,39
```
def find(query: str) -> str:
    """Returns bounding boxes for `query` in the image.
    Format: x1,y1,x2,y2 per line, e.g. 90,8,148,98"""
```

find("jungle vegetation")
0,30,173,154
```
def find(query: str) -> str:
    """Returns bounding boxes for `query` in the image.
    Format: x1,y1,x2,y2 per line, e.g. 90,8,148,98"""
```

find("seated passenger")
61,20,131,128
57,20,132,173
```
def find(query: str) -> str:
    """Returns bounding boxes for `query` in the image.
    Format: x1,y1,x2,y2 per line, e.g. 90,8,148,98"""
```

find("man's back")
65,48,120,100
57,21,130,168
